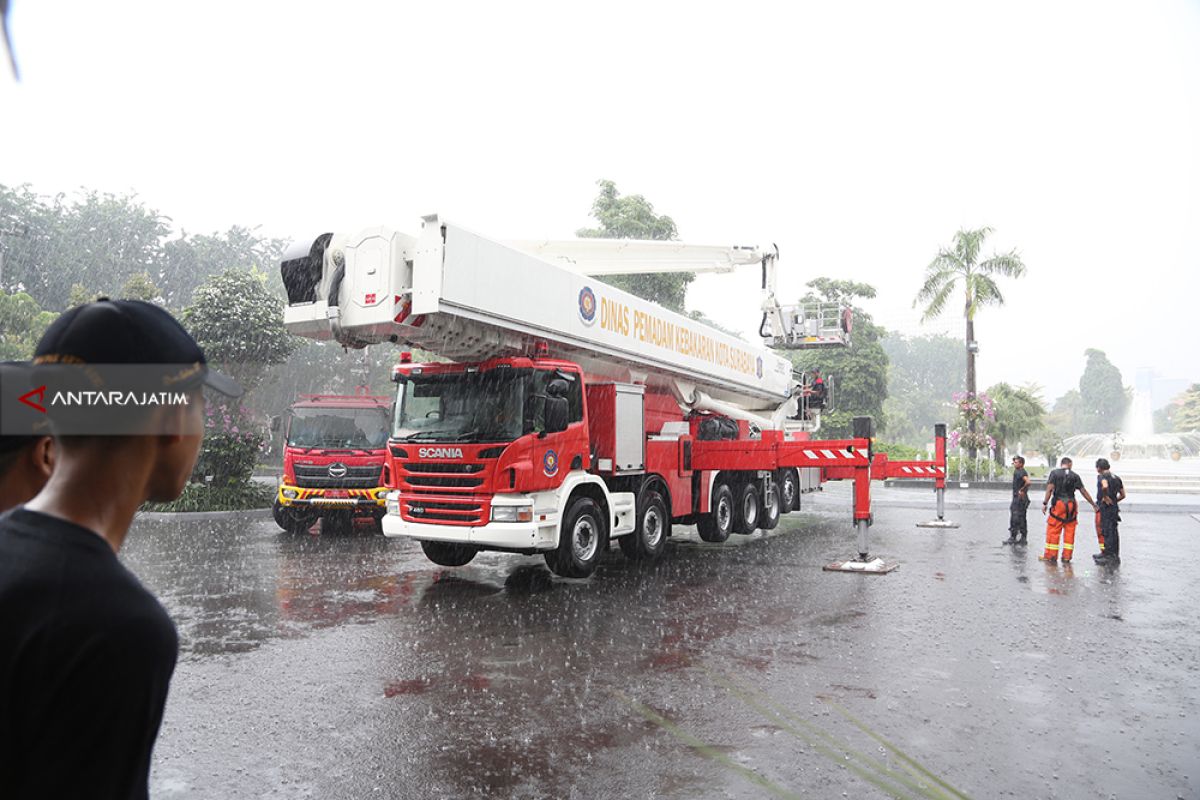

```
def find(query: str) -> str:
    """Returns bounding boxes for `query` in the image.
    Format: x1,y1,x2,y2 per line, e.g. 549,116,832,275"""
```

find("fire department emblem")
578,286,597,326
542,449,560,477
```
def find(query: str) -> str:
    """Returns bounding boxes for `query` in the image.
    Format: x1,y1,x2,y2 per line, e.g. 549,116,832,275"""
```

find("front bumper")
277,484,388,511
382,500,559,551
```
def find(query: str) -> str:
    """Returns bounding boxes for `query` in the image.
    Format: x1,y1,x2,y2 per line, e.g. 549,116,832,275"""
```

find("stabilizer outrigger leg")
916,424,959,529
824,417,899,574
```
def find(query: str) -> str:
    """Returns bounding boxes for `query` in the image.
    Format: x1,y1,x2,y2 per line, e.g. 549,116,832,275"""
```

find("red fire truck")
280,217,942,574
273,392,392,534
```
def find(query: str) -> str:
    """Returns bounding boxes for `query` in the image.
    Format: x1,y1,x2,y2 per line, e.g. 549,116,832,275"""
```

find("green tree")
1172,384,1200,431
118,271,162,303
0,183,287,311
182,268,299,394
65,283,96,308
987,382,1046,463
914,227,1026,458
0,291,56,360
1048,388,1081,435
882,332,964,447
1078,348,1128,433
789,278,888,438
576,179,690,312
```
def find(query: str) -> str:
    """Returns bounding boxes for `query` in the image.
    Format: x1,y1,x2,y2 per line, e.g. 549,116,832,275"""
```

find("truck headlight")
385,491,400,516
491,504,533,523
282,488,299,500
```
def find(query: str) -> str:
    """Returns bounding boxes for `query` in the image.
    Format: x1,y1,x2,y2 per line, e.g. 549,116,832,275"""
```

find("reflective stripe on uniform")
1063,543,1074,551
1046,543,1060,551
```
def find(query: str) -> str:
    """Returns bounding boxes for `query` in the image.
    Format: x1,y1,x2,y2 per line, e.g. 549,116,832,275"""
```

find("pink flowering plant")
949,392,996,453
191,397,264,487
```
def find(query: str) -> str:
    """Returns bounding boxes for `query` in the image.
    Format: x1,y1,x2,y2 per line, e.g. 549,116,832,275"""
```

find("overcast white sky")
2,0,1198,407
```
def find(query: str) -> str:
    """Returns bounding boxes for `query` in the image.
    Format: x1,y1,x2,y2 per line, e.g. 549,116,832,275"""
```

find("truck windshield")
394,368,534,443
287,407,390,449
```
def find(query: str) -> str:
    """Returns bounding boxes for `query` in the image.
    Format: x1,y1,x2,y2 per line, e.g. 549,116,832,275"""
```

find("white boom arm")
281,216,798,412
506,239,764,275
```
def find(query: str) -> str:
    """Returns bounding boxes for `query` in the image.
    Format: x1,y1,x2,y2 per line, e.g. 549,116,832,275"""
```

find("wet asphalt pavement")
124,486,1200,799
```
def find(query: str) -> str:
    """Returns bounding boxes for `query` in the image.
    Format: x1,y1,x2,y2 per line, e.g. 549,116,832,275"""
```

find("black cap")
33,299,243,397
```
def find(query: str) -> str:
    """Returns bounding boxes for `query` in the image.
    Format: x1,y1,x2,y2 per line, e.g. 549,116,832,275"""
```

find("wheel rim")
643,507,663,548
572,515,599,561
717,496,731,531
743,493,757,526
765,489,778,517
782,477,795,508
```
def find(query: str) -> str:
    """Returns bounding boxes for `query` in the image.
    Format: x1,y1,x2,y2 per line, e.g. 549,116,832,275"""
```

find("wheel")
733,482,761,535
697,482,734,543
619,488,669,562
280,505,317,535
759,482,781,530
421,540,478,567
367,513,385,535
777,469,799,514
272,499,288,529
547,496,607,578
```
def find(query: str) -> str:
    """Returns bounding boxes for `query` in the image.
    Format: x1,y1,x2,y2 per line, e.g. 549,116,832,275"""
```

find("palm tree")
915,227,1026,459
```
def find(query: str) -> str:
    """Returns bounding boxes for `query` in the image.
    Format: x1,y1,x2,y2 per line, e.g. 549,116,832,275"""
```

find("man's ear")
33,436,54,479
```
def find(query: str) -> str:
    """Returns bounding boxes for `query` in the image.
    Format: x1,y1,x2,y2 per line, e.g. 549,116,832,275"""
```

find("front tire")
697,482,734,543
733,482,761,535
547,496,608,578
619,489,669,562
421,540,478,567
279,505,317,535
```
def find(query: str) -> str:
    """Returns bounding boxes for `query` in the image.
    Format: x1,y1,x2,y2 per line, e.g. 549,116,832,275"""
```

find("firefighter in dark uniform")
1003,455,1031,545
1040,456,1096,564
1092,457,1126,565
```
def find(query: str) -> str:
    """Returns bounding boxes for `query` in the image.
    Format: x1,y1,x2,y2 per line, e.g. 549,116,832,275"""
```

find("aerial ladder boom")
283,216,804,418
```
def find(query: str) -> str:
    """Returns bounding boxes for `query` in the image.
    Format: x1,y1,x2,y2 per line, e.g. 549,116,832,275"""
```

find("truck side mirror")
543,396,569,435
270,415,281,433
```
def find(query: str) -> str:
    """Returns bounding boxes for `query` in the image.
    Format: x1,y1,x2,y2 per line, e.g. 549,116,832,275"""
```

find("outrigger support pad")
824,517,899,574
917,486,960,528
823,556,899,574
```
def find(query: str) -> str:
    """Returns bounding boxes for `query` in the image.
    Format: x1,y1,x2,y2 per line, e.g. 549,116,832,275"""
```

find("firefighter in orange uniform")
1040,457,1096,564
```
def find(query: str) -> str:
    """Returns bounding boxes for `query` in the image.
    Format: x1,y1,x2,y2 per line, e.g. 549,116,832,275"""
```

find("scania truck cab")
274,393,392,534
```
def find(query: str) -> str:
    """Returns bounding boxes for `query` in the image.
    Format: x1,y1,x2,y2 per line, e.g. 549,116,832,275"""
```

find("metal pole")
936,487,945,521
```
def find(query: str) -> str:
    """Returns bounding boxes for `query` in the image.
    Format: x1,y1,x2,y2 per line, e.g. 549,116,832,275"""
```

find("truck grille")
395,457,497,525
293,464,382,489
397,462,486,494
404,499,484,524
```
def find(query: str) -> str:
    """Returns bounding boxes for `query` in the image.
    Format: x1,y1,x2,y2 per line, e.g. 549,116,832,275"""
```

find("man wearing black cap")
0,299,241,799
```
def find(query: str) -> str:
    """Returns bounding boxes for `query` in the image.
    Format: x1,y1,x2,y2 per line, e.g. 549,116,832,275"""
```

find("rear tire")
733,482,761,535
759,482,781,531
697,482,734,543
421,540,477,567
547,496,607,578
777,469,799,514
619,489,669,562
